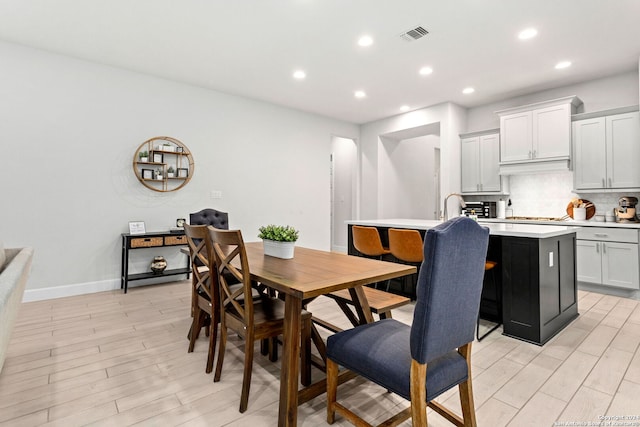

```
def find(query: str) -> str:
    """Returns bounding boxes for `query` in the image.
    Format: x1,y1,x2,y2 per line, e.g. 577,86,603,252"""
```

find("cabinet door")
533,104,571,160
461,136,480,193
573,117,607,190
601,241,640,289
501,237,541,342
607,111,640,189
500,112,532,162
479,133,501,192
576,240,602,283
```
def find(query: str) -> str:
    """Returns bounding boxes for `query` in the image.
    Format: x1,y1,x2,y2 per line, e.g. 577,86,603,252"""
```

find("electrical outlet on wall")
210,190,222,199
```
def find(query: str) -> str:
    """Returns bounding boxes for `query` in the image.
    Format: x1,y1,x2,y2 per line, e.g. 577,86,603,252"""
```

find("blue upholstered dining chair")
326,216,489,427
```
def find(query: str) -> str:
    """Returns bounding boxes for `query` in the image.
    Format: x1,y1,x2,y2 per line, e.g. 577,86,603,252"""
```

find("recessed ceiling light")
292,70,306,80
462,87,475,94
354,90,366,99
419,66,433,76
357,35,374,47
555,61,572,69
400,105,410,112
518,28,538,40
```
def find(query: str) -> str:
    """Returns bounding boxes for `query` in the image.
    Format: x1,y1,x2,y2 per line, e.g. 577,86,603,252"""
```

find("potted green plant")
258,224,299,259
167,166,175,178
138,150,149,162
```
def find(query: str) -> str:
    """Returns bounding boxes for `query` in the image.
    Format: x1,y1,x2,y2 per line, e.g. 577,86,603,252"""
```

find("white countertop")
346,219,578,238
479,218,640,229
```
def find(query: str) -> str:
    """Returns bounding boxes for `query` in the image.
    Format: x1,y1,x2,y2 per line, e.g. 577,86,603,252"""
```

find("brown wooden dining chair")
208,227,313,413
388,228,424,299
184,224,218,374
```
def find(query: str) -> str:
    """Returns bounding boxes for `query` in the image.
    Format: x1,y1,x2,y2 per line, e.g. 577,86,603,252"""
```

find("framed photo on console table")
128,221,146,235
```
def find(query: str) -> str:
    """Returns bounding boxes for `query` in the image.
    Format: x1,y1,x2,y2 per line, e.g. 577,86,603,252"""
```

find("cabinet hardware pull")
532,149,536,159
596,242,600,253
595,233,608,237
144,238,151,242
603,243,607,254
608,177,612,187
528,150,532,159
602,178,605,187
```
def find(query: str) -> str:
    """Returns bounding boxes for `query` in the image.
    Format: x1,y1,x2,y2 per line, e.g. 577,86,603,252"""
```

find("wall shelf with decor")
133,136,194,192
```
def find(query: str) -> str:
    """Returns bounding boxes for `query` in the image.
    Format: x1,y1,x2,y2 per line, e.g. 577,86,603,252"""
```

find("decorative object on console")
150,256,167,274
258,224,299,259
176,218,186,228
133,136,194,192
128,221,146,235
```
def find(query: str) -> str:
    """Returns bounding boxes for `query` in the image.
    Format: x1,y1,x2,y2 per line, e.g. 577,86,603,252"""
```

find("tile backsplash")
468,171,640,218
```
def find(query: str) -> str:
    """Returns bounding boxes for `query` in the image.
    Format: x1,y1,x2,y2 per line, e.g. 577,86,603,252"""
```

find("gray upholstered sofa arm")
0,247,34,373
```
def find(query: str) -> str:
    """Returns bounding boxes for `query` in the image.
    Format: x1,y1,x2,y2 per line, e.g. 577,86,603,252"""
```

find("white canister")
497,200,506,219
573,207,587,221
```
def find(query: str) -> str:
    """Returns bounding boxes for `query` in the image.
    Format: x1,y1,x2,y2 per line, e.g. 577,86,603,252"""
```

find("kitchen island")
346,219,579,345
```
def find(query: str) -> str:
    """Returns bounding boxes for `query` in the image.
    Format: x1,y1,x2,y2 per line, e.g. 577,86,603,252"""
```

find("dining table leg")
278,293,302,427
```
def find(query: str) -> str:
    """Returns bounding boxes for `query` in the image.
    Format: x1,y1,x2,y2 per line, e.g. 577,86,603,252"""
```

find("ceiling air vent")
399,26,429,42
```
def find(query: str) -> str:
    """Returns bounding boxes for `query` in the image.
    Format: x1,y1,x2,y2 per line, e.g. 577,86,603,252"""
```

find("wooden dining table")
241,242,416,427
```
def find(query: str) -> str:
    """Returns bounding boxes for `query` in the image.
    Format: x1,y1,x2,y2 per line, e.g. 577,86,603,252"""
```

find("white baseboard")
22,274,190,302
22,279,121,302
331,244,347,254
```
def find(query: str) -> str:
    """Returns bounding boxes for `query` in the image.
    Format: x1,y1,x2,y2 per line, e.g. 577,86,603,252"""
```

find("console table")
121,231,191,293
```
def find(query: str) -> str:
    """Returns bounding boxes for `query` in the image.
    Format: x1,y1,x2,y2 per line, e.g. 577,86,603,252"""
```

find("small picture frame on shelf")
128,221,146,235
175,146,183,153
142,169,154,180
153,153,163,163
177,168,189,178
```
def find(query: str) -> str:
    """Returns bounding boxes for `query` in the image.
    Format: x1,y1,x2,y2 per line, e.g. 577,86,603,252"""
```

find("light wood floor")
1,281,639,426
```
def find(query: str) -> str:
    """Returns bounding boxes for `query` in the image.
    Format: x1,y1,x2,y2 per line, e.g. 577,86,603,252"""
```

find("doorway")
379,131,441,219
330,136,357,252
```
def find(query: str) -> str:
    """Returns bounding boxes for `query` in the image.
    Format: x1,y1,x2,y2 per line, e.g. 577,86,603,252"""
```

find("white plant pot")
168,173,175,178
140,157,148,163
262,239,295,259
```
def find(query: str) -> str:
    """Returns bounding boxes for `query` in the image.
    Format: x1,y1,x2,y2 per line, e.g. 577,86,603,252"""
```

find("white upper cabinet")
460,130,505,194
534,103,572,159
497,96,582,174
500,112,532,162
573,109,640,190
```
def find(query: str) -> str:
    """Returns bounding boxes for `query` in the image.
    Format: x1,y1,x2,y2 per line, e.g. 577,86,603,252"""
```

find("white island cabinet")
573,108,640,190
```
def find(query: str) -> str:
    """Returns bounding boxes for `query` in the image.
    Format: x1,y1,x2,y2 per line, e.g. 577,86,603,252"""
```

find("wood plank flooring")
1,281,639,426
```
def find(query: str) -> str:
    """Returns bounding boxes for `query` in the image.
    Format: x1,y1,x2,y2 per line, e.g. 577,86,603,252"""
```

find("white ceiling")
1,0,639,124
